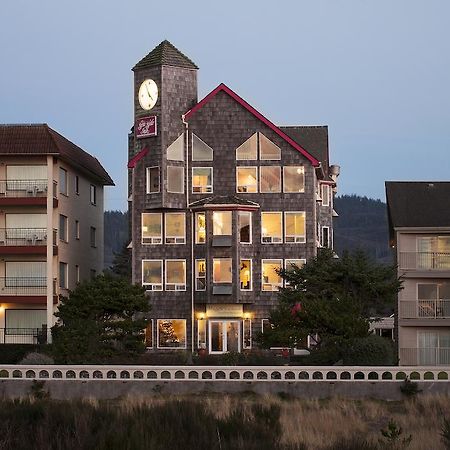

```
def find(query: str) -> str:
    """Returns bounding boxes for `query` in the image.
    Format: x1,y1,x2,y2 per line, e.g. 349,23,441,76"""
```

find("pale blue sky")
1,0,449,210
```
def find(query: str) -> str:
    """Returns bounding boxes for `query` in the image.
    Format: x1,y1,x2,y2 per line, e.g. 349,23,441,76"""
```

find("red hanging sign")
136,116,157,138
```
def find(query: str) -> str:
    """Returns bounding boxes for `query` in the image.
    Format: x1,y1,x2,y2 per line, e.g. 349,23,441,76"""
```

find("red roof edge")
184,83,320,166
128,146,149,169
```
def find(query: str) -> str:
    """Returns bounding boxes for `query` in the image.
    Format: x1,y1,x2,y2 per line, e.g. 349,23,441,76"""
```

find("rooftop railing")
399,251,450,270
400,299,450,319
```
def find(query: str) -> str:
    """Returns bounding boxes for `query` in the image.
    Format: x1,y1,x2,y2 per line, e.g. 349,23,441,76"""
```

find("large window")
236,133,257,160
192,134,213,161
262,259,283,291
213,258,232,284
167,134,184,161
259,133,281,160
285,212,306,243
213,211,232,236
146,167,160,194
59,214,68,242
192,167,213,193
167,166,184,193
195,212,206,243
59,168,68,196
417,282,450,318
236,167,258,193
142,260,163,290
59,262,68,289
142,213,162,244
157,319,187,349
417,236,450,269
283,166,305,193
261,212,282,243
240,259,252,291
260,166,281,193
195,259,206,291
165,213,185,244
165,260,186,291
238,211,252,244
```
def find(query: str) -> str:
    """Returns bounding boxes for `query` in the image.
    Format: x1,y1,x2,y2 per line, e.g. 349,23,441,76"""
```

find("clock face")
138,79,158,110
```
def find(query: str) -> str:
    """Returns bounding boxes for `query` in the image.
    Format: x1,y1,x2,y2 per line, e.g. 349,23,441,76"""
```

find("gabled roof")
184,84,320,167
0,124,114,185
385,182,450,236
133,40,198,71
189,195,260,209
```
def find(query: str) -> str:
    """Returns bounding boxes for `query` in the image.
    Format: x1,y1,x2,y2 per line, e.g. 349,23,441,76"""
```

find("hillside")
104,210,128,268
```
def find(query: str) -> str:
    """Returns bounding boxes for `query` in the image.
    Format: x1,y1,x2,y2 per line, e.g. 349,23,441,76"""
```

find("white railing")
0,365,449,382
400,299,450,319
399,251,450,270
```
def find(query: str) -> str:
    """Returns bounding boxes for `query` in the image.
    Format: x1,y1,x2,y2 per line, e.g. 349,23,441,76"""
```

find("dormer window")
167,134,184,161
192,134,213,161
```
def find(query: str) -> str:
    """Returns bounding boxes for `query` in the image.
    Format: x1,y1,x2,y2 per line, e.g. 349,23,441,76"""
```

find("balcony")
400,299,450,319
0,277,57,305
400,347,450,366
0,180,58,206
399,251,450,271
0,228,57,255
0,327,47,345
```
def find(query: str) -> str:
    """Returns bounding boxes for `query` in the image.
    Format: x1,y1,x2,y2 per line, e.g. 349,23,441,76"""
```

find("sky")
1,0,449,211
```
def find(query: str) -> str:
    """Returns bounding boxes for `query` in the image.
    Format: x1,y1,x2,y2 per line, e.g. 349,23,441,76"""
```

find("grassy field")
0,393,449,449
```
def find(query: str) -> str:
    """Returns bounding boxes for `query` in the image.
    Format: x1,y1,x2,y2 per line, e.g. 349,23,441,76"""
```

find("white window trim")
141,213,162,245
235,133,258,161
195,259,206,292
283,166,305,193
238,211,252,244
213,258,233,284
142,259,163,291
259,133,282,161
146,166,160,194
261,318,271,333
236,166,258,193
209,320,241,354
284,211,306,244
284,259,306,287
212,211,232,236
157,319,187,350
240,259,252,291
195,212,206,244
321,226,330,248
164,212,186,244
165,259,186,291
243,319,252,349
259,166,281,193
145,319,154,348
261,259,283,292
167,166,185,194
192,133,214,162
261,212,283,244
322,184,330,206
192,167,213,194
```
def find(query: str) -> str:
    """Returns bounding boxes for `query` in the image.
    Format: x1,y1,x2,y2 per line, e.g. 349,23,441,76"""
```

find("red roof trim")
184,83,320,166
128,147,149,169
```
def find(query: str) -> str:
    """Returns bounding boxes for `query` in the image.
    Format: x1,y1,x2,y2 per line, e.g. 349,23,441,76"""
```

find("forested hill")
103,195,393,268
334,195,392,263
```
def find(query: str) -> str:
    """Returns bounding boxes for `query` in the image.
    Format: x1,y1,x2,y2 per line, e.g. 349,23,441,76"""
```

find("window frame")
141,213,163,245
195,212,206,244
146,166,160,194
165,212,186,244
240,259,252,291
59,167,68,196
75,264,80,284
321,184,330,206
144,319,154,348
75,175,79,195
166,133,185,161
259,165,281,193
213,258,233,284
59,261,68,289
283,166,305,193
284,259,306,286
236,133,258,161
243,318,252,349
191,167,213,194
195,259,206,291
259,133,281,160
197,319,207,349
157,319,187,350
261,212,283,244
167,166,185,194
90,184,97,205
236,166,258,193
321,226,330,248
212,211,232,236
59,214,68,243
192,133,213,161
90,226,96,248
142,259,163,291
75,220,80,240
261,259,283,292
238,211,252,244
165,259,186,291
284,211,306,244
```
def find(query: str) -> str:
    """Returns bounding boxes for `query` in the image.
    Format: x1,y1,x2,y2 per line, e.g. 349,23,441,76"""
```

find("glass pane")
147,167,160,193
284,166,304,193
196,259,206,291
142,261,162,284
158,320,186,348
167,166,184,193
166,213,185,238
198,320,206,348
260,166,281,193
438,236,450,253
262,260,282,291
238,211,251,243
192,168,212,193
236,167,257,193
261,212,282,242
144,321,153,347
195,213,206,243
285,213,305,237
259,133,281,160
213,259,232,283
213,211,232,235
59,168,67,195
167,134,184,161
418,284,437,300
240,260,251,290
192,134,213,161
439,283,450,300
285,259,305,271
210,322,224,352
236,133,257,160
142,213,162,239
166,260,186,284
226,322,240,352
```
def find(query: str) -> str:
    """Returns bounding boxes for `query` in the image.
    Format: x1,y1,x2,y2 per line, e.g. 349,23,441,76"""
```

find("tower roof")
132,40,198,71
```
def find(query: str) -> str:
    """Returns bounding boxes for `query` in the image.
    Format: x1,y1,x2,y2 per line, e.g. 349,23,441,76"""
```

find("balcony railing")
0,228,47,246
400,347,450,366
0,328,47,344
0,277,47,295
400,299,450,319
399,251,450,270
0,180,48,198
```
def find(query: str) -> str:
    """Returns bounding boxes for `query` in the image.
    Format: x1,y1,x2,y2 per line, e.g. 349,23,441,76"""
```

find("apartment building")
386,181,450,365
129,41,339,354
0,124,114,343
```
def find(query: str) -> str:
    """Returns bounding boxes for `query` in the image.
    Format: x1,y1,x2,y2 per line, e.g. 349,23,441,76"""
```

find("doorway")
209,320,241,354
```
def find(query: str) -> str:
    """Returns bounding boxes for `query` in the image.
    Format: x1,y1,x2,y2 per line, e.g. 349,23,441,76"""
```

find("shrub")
0,345,42,364
343,335,395,365
442,417,450,449
400,377,422,398
19,352,54,365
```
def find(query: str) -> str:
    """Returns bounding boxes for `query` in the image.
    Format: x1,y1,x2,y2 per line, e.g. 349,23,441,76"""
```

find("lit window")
90,185,97,205
285,259,305,286
195,212,206,244
284,212,306,243
141,213,162,244
238,211,252,244
322,185,330,206
157,319,186,349
213,258,232,283
59,214,68,242
283,166,305,193
321,226,330,248
146,167,160,194
261,212,282,243
240,259,252,291
144,320,153,348
260,166,281,193
59,168,68,196
262,259,283,291
213,211,232,235
195,259,206,291
236,167,257,193
192,134,213,161
236,133,257,160
59,262,68,289
243,318,252,349
259,133,281,160
167,166,184,193
167,133,184,161
192,167,213,193
165,260,186,291
197,319,206,349
90,227,96,247
165,213,185,244
142,260,163,291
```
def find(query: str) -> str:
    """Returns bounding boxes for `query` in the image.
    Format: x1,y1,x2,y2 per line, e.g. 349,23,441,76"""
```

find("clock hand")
145,83,153,101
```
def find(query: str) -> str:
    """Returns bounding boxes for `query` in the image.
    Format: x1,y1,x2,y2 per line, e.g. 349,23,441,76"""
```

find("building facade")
0,124,113,343
386,181,450,366
129,41,338,353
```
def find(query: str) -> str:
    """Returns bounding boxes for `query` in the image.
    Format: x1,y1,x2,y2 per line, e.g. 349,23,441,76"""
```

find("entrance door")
209,320,241,354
